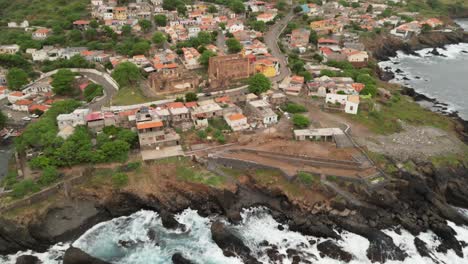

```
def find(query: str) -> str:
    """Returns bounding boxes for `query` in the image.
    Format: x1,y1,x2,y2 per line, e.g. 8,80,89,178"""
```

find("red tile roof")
228,113,246,121
15,99,33,105
137,121,163,130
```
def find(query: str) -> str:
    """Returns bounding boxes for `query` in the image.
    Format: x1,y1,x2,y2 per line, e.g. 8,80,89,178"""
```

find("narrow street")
264,10,295,83
81,72,118,111
216,29,226,54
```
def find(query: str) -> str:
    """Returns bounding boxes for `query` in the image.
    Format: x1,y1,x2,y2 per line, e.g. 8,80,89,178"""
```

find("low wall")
0,167,96,213
208,156,292,179
34,68,119,90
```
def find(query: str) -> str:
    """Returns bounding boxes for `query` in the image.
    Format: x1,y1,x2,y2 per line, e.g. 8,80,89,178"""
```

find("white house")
325,93,359,115
56,109,90,130
227,22,244,33
346,50,369,63
248,99,278,126
12,99,33,112
7,91,28,103
257,13,275,23
0,44,20,55
188,26,201,38
224,113,249,131
32,28,51,40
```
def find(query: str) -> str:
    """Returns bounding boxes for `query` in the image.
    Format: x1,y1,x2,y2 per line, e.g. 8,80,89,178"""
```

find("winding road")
264,10,295,83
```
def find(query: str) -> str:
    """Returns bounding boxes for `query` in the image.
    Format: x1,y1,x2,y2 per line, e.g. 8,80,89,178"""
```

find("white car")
30,114,39,118
21,117,31,121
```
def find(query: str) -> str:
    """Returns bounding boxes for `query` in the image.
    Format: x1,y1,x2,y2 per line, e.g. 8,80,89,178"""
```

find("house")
73,20,91,30
191,100,223,121
57,109,90,130
86,112,105,133
317,38,340,50
114,7,128,20
29,104,50,114
181,47,201,69
257,13,275,23
7,20,29,28
294,128,344,142
7,91,27,103
285,75,304,96
12,99,33,112
269,92,287,106
0,69,7,86
167,102,192,130
290,28,310,49
391,21,421,38
325,94,359,115
0,44,20,54
310,19,343,35
423,18,443,28
344,50,369,67
247,99,278,126
224,113,249,131
32,28,51,40
227,21,244,33
254,58,279,78
136,120,181,149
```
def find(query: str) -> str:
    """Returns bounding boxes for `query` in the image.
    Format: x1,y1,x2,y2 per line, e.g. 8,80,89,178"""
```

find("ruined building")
148,66,200,95
208,54,255,90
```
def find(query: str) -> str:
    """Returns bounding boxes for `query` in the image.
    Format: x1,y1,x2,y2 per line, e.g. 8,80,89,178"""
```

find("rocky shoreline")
2,160,468,264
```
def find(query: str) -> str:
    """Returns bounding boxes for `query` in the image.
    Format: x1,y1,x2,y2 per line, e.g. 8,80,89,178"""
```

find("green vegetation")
248,73,271,95
199,50,217,67
282,103,307,113
111,62,142,87
176,166,224,186
40,55,95,72
292,114,310,129
154,14,167,27
38,166,59,186
83,83,104,102
430,152,468,168
111,86,153,106
11,180,40,199
51,69,76,96
152,32,167,47
297,172,319,185
352,94,453,134
6,68,29,91
185,92,198,102
226,37,242,53
112,173,129,188
0,0,89,25
0,110,7,130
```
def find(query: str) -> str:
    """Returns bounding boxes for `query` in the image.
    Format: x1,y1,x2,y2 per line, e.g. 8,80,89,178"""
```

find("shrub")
292,114,310,129
282,103,307,113
38,166,59,186
298,172,317,185
197,130,207,139
11,180,40,198
112,173,129,187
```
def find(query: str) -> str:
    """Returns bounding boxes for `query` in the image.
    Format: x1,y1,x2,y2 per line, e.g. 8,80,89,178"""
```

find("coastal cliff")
1,160,468,263
367,30,468,61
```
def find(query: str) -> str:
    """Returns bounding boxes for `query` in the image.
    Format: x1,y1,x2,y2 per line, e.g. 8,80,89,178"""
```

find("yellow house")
113,7,127,20
255,58,278,78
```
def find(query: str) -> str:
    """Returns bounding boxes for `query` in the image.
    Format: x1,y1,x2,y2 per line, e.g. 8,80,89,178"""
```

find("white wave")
4,208,468,264
1,242,69,264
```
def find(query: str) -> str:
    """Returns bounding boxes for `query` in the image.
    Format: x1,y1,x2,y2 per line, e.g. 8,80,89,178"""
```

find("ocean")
3,207,468,264
378,19,468,120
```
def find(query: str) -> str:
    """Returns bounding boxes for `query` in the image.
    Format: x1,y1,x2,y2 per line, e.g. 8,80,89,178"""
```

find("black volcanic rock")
172,253,194,264
210,220,260,264
16,255,41,264
63,247,110,264
317,240,353,262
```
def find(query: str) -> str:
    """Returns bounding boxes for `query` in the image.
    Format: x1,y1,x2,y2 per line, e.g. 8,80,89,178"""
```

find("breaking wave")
3,207,468,263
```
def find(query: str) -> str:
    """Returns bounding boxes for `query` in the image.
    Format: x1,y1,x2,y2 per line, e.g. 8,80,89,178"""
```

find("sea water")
3,207,468,263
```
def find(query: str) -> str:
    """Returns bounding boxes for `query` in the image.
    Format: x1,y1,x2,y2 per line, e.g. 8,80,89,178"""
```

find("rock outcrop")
63,247,110,264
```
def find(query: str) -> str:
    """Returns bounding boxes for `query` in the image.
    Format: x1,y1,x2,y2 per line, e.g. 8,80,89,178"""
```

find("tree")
132,41,151,55
112,173,128,187
208,5,218,13
198,31,213,45
11,180,40,198
152,32,167,47
309,30,318,45
250,21,266,32
226,37,242,53
111,62,141,87
0,111,6,130
51,69,76,95
6,68,28,90
90,20,99,29
293,6,303,13
139,19,152,32
248,73,271,95
292,114,310,128
366,4,373,12
199,50,217,67
83,83,104,102
276,0,287,11
38,166,59,186
230,0,245,14
154,14,167,27
421,23,432,33
122,25,132,36
185,92,198,102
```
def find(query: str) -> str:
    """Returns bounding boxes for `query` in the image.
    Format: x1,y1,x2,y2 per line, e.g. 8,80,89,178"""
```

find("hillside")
0,0,89,26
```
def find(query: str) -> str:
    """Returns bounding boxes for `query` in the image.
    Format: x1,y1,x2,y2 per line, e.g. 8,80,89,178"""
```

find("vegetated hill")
0,0,89,26
405,0,468,17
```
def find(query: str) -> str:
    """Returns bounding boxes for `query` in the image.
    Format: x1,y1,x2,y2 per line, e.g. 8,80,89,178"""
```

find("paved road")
81,71,118,111
264,10,295,83
216,29,226,54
